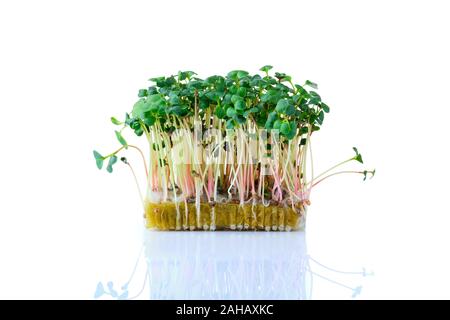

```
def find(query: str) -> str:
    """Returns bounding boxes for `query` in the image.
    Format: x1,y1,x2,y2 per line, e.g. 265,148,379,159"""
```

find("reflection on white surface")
145,231,310,300
94,230,371,300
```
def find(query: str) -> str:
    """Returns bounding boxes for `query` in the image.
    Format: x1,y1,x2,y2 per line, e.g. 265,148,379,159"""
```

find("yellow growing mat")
145,202,305,231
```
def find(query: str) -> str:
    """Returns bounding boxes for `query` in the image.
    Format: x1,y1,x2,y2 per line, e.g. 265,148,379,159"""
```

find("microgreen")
106,155,118,173
115,130,128,149
363,169,376,181
111,117,123,125
353,147,363,164
93,66,374,230
93,150,104,170
305,80,318,89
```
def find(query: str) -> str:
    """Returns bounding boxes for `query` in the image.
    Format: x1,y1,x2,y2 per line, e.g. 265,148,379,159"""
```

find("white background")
1,0,449,299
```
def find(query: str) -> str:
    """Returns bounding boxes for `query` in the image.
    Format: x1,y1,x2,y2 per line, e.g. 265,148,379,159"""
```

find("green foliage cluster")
126,66,328,139
93,66,375,223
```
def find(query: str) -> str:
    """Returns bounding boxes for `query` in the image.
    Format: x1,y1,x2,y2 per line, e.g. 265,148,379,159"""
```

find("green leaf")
309,91,321,105
125,113,132,125
131,99,146,119
231,95,242,104
132,95,165,119
149,76,165,83
285,104,296,116
274,73,291,82
168,105,189,117
143,113,156,126
199,99,209,110
205,91,220,101
275,72,290,82
321,102,330,113
261,90,281,104
268,111,278,121
273,119,282,130
317,110,324,125
147,86,158,95
93,150,104,170
106,155,118,173
215,106,226,119
355,154,363,164
265,111,278,129
237,70,249,79
292,94,301,104
164,76,176,86
130,119,140,130
168,92,181,105
286,121,298,139
295,84,308,96
275,99,289,113
138,89,148,97
115,130,128,149
279,121,297,139
227,70,239,80
226,107,237,118
228,86,238,95
234,100,246,112
353,147,364,163
178,71,197,81
110,117,122,125
305,80,318,89
364,169,376,181
237,87,247,97
134,127,143,136
247,106,259,113
280,122,290,136
259,65,273,73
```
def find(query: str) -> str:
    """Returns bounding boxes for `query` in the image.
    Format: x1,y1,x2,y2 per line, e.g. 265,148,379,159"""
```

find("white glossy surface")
91,229,370,300
145,232,310,299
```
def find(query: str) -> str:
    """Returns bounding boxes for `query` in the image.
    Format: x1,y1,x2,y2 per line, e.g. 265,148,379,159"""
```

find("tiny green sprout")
259,65,273,74
305,80,318,89
106,155,118,173
259,65,273,78
274,72,289,82
115,130,128,149
93,150,104,170
120,157,128,164
353,147,364,164
363,169,376,181
177,71,197,81
111,117,123,125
